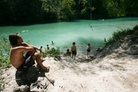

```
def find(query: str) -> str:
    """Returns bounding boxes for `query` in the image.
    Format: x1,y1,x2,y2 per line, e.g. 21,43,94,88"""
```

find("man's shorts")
17,53,35,71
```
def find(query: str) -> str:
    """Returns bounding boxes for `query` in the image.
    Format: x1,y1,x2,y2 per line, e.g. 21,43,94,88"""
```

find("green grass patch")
0,34,11,68
43,47,61,60
104,25,138,48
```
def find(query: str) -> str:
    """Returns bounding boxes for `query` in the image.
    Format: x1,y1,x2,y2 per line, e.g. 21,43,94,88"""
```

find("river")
0,17,138,54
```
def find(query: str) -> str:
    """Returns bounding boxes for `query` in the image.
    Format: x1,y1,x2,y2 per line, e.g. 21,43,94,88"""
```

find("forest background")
0,0,138,26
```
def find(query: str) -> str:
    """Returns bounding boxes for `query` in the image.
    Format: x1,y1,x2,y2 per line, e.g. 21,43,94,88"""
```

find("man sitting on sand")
9,33,50,72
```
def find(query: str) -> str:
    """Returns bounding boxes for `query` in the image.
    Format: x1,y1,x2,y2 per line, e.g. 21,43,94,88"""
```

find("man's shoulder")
11,46,26,50
11,46,26,54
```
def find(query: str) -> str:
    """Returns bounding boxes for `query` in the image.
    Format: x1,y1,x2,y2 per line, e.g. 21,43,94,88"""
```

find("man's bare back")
9,34,50,72
9,46,35,68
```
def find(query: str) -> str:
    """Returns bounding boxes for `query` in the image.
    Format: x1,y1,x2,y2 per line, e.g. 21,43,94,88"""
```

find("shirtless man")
86,43,91,58
9,33,50,72
71,42,77,58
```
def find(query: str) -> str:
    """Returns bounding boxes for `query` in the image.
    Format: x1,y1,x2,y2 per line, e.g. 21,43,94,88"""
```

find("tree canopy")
0,0,138,25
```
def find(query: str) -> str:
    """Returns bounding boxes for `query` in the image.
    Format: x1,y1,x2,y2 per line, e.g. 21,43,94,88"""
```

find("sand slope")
1,54,138,92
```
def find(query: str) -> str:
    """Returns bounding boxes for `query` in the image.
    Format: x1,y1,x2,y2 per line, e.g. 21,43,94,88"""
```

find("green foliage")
0,34,11,68
0,0,138,25
104,25,138,48
133,25,138,30
80,0,96,19
102,0,126,18
59,0,76,21
44,47,61,60
0,0,12,25
133,25,138,36
41,0,59,22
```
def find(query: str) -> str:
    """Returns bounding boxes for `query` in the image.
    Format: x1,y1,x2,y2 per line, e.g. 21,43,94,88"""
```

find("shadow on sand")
15,66,45,86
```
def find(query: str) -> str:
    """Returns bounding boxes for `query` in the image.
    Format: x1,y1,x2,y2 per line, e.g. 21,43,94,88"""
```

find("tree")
124,0,138,16
59,0,76,21
11,0,42,24
41,0,60,22
0,0,12,25
102,0,126,18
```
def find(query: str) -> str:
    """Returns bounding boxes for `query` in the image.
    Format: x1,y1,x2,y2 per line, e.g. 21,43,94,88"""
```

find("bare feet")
41,58,46,62
39,66,50,73
43,66,50,72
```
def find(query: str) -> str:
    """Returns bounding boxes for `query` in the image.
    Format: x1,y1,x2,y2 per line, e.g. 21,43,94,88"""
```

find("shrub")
0,34,11,68
43,47,61,60
104,25,138,48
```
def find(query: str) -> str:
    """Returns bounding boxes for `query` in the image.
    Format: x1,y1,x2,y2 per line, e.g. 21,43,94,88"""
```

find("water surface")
0,17,138,54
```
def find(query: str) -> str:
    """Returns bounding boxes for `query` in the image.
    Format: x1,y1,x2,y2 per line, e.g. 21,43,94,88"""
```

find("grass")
43,47,61,60
0,34,11,68
104,25,138,48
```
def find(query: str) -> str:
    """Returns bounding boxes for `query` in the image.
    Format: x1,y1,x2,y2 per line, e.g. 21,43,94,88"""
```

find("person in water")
86,43,91,58
51,41,54,45
46,45,50,50
40,46,44,56
66,49,71,56
9,33,50,72
71,42,77,58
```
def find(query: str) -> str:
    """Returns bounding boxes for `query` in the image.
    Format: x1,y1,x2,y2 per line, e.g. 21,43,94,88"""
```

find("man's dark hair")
9,34,19,46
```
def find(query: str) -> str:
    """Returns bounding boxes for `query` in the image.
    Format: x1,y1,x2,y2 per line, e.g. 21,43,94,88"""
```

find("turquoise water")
0,17,138,54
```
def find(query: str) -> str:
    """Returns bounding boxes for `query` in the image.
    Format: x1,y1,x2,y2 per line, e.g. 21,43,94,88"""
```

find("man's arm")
13,46,36,53
21,42,43,54
21,42,40,51
21,42,33,47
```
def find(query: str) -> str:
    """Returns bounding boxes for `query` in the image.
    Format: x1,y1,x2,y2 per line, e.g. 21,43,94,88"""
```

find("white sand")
1,54,138,92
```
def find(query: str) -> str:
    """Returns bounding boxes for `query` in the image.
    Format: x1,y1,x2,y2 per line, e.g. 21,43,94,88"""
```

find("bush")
0,34,11,68
104,25,138,48
43,47,61,60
